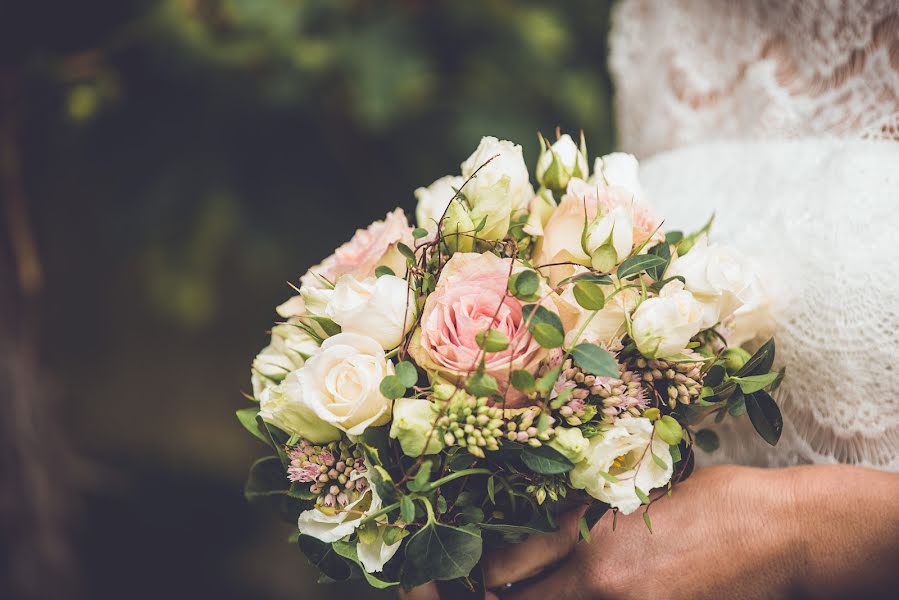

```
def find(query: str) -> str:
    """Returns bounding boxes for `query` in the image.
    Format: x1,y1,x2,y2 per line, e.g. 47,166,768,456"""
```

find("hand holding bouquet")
238,131,784,595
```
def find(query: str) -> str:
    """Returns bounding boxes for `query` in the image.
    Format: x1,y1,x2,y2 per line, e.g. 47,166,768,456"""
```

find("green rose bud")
389,398,445,456
536,132,589,192
548,426,589,464
442,198,475,253
722,347,752,373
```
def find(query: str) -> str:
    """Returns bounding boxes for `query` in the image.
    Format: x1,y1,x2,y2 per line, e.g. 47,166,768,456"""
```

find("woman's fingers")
483,506,586,589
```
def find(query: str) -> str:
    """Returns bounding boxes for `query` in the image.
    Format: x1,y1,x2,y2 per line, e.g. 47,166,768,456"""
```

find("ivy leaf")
236,407,270,446
617,254,667,279
297,535,352,582
476,329,510,353
570,343,619,377
745,390,783,446
522,304,565,349
521,444,574,475
402,522,483,587
332,541,398,589
572,281,605,310
694,429,720,452
510,369,536,393
244,456,289,501
395,361,419,388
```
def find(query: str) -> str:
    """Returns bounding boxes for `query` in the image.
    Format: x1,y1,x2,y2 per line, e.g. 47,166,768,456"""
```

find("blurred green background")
0,1,615,598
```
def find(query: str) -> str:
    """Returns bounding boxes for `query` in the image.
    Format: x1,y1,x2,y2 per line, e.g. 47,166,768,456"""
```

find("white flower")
357,525,403,573
258,375,341,443
536,133,589,190
548,426,589,464
292,332,394,436
389,398,444,456
569,418,673,515
461,136,534,239
585,206,634,269
666,238,764,330
251,318,321,398
725,276,774,346
631,280,706,358
592,152,645,202
325,274,415,350
415,175,465,232
298,475,380,544
301,285,334,317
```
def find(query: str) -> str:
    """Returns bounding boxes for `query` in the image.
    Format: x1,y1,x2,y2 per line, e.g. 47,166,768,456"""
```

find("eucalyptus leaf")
509,270,540,300
380,375,407,399
395,361,419,388
476,328,510,353
510,369,536,393
522,304,565,348
375,265,396,278
466,371,498,397
573,281,605,310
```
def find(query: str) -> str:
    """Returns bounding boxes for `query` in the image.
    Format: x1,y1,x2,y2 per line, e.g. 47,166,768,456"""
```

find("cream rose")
631,280,706,358
408,252,576,407
289,333,394,436
591,152,645,203
258,376,341,443
325,274,415,350
251,318,321,398
585,206,634,269
536,133,589,191
569,417,673,515
415,175,465,232
301,209,414,288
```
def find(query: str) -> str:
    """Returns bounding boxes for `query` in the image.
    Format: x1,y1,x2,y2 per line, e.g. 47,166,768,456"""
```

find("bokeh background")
0,1,616,598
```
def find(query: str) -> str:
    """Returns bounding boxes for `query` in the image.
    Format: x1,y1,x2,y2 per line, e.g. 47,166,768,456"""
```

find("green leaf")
642,510,653,533
400,495,416,523
654,415,683,445
407,460,433,493
236,407,270,446
297,535,351,582
558,272,612,287
332,541,398,589
475,328,510,353
731,372,779,394
395,361,419,388
570,343,619,377
521,444,574,475
535,365,561,395
509,270,540,300
578,516,592,543
397,242,416,262
651,450,667,470
647,241,671,280
745,390,783,446
412,227,429,239
573,281,606,310
727,392,747,417
669,443,682,463
617,254,668,279
375,265,396,278
487,477,496,504
598,470,619,483
590,242,618,273
244,456,289,501
694,429,720,452
379,375,407,399
403,522,483,587
466,371,498,397
522,304,565,349
370,465,398,502
705,364,726,387
736,338,776,377
510,369,536,393
634,486,650,505
665,231,684,245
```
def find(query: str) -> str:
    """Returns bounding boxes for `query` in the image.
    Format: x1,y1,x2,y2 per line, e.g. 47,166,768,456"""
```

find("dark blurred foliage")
0,1,615,598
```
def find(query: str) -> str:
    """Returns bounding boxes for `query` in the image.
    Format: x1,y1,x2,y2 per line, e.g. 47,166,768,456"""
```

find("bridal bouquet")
238,132,784,594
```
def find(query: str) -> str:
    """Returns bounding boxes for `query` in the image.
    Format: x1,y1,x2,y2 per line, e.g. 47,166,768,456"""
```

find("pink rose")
301,209,414,289
409,252,576,408
535,178,662,285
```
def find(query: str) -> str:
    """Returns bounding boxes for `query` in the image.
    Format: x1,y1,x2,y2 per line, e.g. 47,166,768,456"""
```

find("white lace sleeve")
610,0,899,158
639,140,899,472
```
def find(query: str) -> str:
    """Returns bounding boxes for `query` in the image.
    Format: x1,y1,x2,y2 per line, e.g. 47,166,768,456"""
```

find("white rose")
569,417,673,515
631,280,706,358
251,318,321,398
357,525,403,573
293,332,394,436
461,137,535,238
591,152,645,202
666,238,764,330
301,285,334,317
258,376,341,443
585,206,634,269
415,175,465,232
298,475,381,543
325,275,414,350
536,133,589,191
724,276,774,346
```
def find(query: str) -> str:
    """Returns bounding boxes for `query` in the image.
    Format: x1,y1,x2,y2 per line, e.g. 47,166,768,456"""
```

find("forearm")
783,464,899,598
